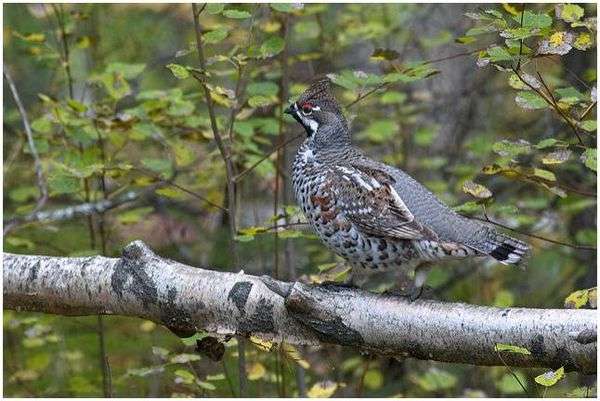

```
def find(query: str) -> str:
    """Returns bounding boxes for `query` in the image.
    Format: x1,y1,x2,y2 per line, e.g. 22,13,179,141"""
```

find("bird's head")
285,77,350,147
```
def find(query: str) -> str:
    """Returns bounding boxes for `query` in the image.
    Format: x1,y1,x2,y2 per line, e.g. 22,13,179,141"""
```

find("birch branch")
3,240,596,374
4,66,49,236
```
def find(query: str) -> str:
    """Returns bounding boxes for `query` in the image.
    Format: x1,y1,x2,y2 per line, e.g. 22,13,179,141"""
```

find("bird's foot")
384,284,433,301
319,280,359,290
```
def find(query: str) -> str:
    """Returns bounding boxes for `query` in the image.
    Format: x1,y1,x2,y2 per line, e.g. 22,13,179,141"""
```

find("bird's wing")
329,162,437,241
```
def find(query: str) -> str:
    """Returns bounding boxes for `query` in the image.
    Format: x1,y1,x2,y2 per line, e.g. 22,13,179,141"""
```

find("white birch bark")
3,240,596,373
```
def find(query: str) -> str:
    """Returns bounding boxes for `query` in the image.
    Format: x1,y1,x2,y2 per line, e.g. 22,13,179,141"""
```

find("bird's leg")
385,262,433,301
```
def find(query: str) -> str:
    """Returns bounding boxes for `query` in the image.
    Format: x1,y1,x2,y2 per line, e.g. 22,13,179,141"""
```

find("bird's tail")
485,231,530,267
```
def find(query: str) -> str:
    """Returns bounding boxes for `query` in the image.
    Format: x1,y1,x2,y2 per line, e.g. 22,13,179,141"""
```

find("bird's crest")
297,76,342,114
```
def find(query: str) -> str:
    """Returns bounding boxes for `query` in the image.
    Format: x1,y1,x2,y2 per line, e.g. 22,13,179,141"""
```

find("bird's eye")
301,102,313,115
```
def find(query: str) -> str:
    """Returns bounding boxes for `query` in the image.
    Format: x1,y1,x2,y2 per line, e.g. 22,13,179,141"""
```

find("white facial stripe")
312,105,321,111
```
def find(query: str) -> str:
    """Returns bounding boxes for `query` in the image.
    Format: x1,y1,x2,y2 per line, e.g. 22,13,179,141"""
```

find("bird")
285,77,529,296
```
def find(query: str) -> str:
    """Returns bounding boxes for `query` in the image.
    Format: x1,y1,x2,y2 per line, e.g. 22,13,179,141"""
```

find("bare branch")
4,241,596,374
4,67,49,236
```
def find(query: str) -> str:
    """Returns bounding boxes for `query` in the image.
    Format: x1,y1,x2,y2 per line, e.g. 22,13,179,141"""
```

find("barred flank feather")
486,233,529,267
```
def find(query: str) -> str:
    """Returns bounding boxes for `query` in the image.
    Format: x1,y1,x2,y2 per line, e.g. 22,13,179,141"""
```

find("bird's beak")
284,104,294,115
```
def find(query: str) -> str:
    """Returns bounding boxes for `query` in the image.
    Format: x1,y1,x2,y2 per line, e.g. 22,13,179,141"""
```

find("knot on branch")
122,240,155,261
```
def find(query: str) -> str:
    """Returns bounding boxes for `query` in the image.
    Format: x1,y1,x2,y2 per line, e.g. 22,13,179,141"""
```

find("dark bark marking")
161,286,196,338
110,258,158,309
574,329,596,345
228,281,253,315
530,334,546,358
554,346,577,372
27,260,40,284
239,297,275,334
196,336,225,362
285,287,364,346
297,314,364,346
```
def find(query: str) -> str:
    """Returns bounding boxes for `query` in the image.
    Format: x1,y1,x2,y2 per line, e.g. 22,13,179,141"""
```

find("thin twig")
51,4,74,99
191,3,246,395
579,101,596,121
3,67,49,236
513,68,585,145
128,167,227,212
470,208,596,251
495,347,528,394
516,4,525,71
345,47,485,109
233,134,303,183
536,71,584,145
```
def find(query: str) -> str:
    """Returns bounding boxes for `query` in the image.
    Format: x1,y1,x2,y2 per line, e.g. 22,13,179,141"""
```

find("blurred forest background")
3,2,597,397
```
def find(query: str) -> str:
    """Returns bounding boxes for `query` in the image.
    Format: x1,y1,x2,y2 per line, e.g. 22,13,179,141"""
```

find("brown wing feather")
329,163,437,241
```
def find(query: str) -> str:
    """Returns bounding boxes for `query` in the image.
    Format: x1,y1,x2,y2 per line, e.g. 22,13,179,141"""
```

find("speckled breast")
292,145,421,272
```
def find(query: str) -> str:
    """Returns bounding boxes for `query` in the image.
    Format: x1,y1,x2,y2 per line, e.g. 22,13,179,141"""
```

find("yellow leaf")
139,320,156,332
249,336,274,352
502,3,519,16
462,180,493,199
564,287,596,309
247,362,266,381
308,381,338,398
282,344,310,369
549,31,566,47
574,32,593,50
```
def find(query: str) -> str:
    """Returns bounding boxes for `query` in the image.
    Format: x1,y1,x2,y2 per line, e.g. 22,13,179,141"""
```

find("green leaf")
117,207,153,224
105,62,145,79
206,3,225,14
166,63,190,79
412,368,457,392
141,158,172,176
31,117,52,134
532,168,556,182
360,120,397,143
260,36,285,58
196,381,216,391
580,120,597,132
453,201,480,214
534,367,565,387
497,372,528,394
364,369,384,390
48,171,80,195
174,369,195,385
380,91,407,105
580,148,596,171
248,95,275,108
270,3,295,13
67,99,87,113
204,27,229,44
492,139,532,157
555,4,584,23
495,343,531,355
247,81,279,97
555,86,586,104
515,91,547,109
487,45,512,62
414,126,438,146
535,138,558,149
514,11,552,29
223,9,251,19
